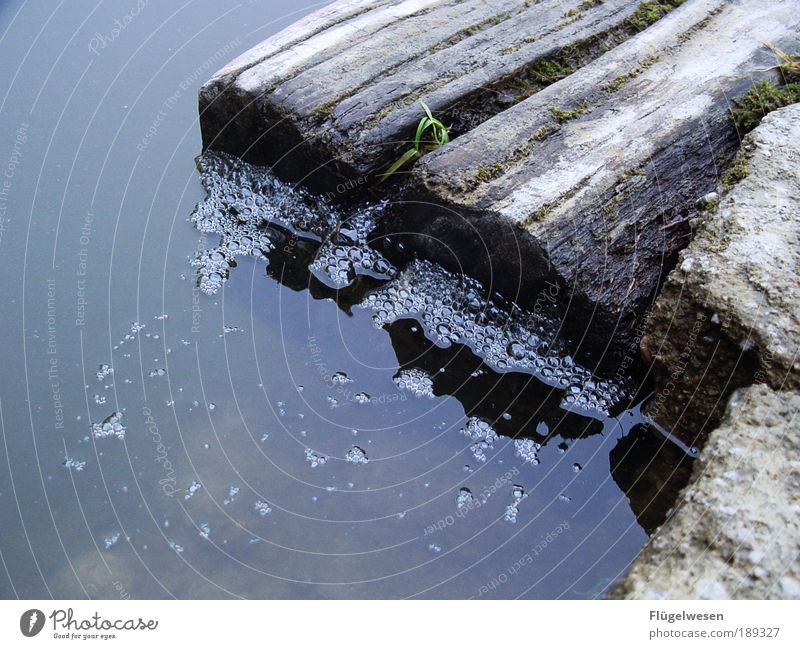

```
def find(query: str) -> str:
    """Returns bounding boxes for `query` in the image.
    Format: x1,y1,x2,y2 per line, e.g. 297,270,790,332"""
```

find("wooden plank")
401,0,798,327
199,0,643,188
199,0,799,335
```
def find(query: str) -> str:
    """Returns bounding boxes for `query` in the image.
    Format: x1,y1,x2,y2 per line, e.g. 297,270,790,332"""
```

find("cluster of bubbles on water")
91,412,126,440
191,152,628,417
185,480,202,500
361,260,625,415
514,439,540,465
96,364,113,381
308,209,395,288
62,456,86,471
460,416,499,463
393,368,435,398
305,448,328,468
104,533,121,550
456,487,475,509
345,446,369,464
191,152,332,293
254,501,272,517
223,486,240,506
504,485,527,524
191,152,391,293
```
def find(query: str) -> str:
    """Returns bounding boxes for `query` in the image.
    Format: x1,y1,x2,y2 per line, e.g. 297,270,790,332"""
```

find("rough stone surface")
644,103,800,442
611,384,800,600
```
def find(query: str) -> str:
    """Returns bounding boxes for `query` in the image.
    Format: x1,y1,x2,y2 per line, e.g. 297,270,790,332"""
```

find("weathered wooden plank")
325,0,641,136
200,0,799,337
232,0,455,95
199,0,644,188
401,0,798,328
207,0,401,85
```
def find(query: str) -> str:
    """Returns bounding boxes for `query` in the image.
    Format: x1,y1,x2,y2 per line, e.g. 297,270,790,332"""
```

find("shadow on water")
268,221,696,534
610,425,695,536
0,0,697,601
192,150,695,587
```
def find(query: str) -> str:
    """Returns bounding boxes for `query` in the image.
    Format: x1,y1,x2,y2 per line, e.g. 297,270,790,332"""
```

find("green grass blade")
430,119,448,145
374,102,449,187
377,147,420,183
414,116,432,149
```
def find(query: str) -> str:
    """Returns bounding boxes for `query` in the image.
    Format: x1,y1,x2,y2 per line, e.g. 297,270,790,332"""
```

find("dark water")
0,0,691,599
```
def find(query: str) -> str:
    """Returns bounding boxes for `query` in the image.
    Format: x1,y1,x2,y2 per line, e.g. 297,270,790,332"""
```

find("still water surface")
0,0,689,599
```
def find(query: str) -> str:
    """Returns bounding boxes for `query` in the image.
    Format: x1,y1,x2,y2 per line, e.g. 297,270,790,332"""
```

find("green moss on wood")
316,100,338,119
602,54,660,93
464,11,513,36
560,8,582,27
549,102,587,123
640,53,661,69
730,79,800,134
627,1,685,32
501,2,681,107
560,0,603,26
475,162,505,182
532,124,555,141
530,59,574,84
522,202,556,226
676,4,723,44
720,150,749,186
498,125,556,170
617,167,647,182
603,73,632,93
600,192,621,216
678,15,712,43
